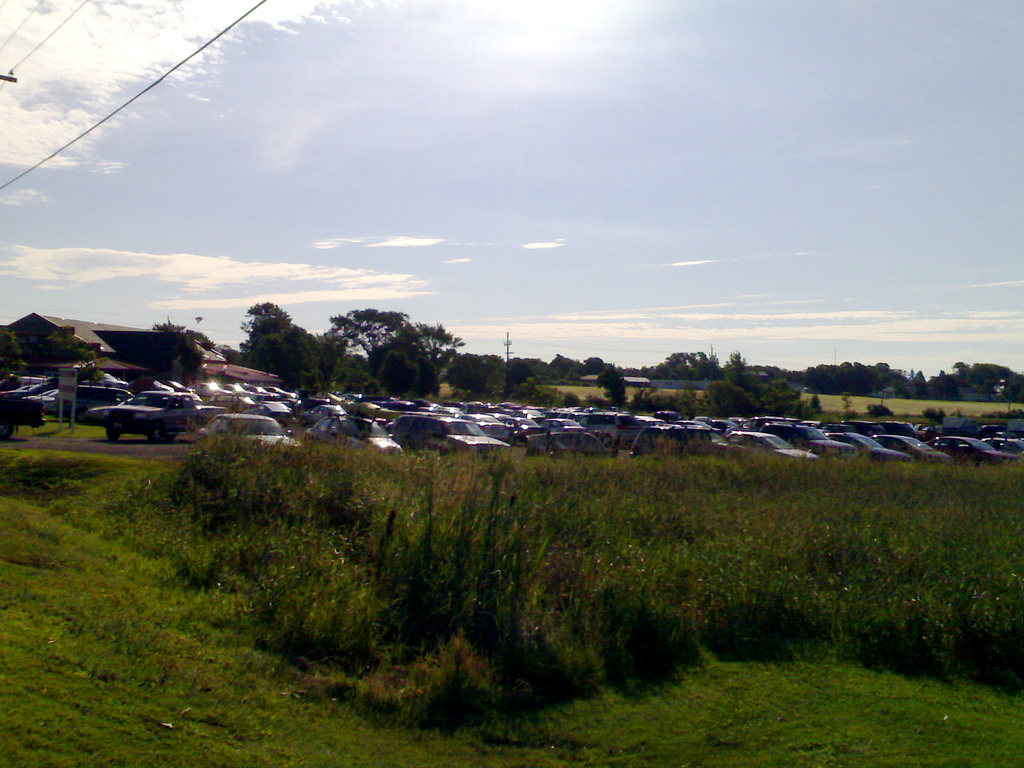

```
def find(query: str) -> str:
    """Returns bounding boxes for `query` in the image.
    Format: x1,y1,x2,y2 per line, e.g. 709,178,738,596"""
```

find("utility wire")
6,0,94,74
0,0,45,57
0,0,269,193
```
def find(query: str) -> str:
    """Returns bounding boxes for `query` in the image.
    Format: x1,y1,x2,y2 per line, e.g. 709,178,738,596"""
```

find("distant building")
580,374,652,387
5,313,278,384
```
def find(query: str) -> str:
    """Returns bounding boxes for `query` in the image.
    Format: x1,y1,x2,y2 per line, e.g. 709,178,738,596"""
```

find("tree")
0,328,24,376
152,320,213,348
446,353,504,395
240,303,294,355
39,327,95,365
597,365,627,409
245,325,319,389
379,348,419,395
329,309,410,370
704,380,759,416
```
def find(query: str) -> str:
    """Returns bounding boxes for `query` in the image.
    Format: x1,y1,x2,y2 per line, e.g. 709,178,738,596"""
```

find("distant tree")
152,320,213,348
514,377,561,406
0,328,24,376
239,304,321,388
548,354,582,382
927,371,960,400
507,359,536,397
329,309,410,370
328,310,461,394
379,348,419,395
245,325,319,389
581,357,606,376
240,303,294,354
446,353,504,395
705,380,759,416
759,379,803,417
39,327,95,365
597,365,627,409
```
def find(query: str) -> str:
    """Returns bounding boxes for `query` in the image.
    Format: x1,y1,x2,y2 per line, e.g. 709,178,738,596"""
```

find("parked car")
758,422,858,457
876,421,919,438
198,413,298,446
927,436,1016,464
103,391,225,442
208,392,257,412
824,432,911,461
725,430,818,459
44,384,132,419
873,434,954,463
388,414,510,454
306,415,403,454
300,403,346,427
574,411,644,448
982,437,1024,458
467,413,514,441
248,400,296,425
841,420,885,437
524,430,609,457
629,424,733,457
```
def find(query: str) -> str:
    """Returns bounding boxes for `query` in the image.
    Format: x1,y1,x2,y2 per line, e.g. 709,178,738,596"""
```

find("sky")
1,0,1022,376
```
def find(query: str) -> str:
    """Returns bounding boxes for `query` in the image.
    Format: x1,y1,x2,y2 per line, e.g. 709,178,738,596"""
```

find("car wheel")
105,427,122,441
0,420,13,440
148,422,166,443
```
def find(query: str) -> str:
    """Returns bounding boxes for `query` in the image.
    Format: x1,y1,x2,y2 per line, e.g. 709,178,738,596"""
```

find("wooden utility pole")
504,332,512,398
0,73,16,83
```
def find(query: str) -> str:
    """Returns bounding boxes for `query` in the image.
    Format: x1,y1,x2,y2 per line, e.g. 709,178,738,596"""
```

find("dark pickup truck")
0,397,46,439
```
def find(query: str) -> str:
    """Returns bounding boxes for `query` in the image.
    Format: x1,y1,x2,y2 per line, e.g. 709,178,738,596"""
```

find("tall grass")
79,441,1024,725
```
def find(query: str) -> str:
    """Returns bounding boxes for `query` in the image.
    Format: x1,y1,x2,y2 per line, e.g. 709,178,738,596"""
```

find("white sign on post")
58,368,77,429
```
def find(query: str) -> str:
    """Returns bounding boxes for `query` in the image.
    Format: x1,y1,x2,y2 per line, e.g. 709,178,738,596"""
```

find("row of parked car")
4,376,1023,464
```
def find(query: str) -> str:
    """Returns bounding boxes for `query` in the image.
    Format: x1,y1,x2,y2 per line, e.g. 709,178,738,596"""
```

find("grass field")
3,446,1024,766
553,385,1019,420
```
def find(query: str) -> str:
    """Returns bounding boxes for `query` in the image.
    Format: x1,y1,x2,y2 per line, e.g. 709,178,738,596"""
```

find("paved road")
0,433,194,460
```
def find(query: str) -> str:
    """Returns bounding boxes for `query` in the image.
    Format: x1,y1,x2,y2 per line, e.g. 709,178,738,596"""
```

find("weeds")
26,442,1024,726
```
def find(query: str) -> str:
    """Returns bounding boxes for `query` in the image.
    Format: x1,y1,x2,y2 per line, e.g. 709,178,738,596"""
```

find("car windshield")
801,426,829,440
758,434,792,449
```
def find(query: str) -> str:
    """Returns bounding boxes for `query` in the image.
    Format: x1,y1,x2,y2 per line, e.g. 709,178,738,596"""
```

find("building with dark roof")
4,313,277,384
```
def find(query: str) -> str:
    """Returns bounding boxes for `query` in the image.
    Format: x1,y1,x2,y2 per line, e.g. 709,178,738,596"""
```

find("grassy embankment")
3,445,1024,766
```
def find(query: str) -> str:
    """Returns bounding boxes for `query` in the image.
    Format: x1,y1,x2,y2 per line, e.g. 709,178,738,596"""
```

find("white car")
198,413,298,445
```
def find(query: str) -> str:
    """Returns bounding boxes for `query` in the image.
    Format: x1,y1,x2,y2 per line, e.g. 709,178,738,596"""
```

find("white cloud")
0,244,429,297
154,286,432,310
311,237,370,249
522,239,565,249
969,279,1024,289
366,236,445,248
0,188,50,206
667,259,716,267
444,258,471,264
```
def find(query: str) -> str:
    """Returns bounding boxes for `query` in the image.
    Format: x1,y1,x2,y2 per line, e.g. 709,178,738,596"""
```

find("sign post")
58,368,77,431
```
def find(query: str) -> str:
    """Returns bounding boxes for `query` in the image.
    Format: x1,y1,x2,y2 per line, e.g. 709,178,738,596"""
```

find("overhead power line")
0,0,270,193
5,0,94,75
0,0,45,57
